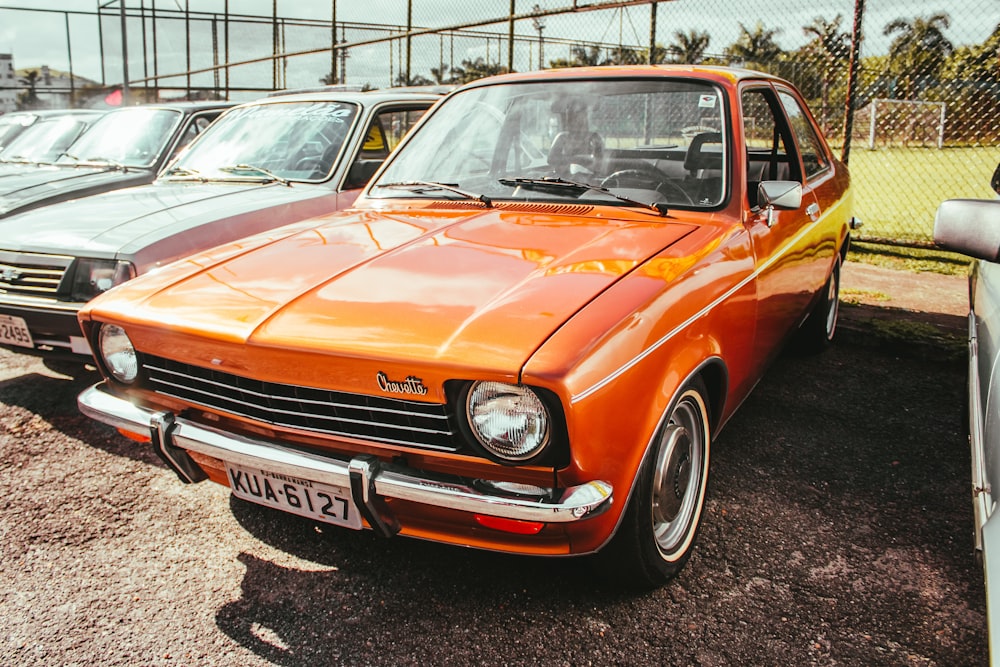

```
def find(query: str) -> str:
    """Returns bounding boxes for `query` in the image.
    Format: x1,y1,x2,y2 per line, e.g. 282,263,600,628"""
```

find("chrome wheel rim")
651,393,706,558
825,262,840,339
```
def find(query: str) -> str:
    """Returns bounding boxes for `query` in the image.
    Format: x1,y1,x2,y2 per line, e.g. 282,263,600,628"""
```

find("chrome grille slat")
0,261,69,296
147,364,446,419
142,355,459,451
149,376,451,435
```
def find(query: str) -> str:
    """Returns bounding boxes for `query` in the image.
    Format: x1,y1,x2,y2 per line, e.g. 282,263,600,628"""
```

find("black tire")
795,254,841,354
593,379,711,589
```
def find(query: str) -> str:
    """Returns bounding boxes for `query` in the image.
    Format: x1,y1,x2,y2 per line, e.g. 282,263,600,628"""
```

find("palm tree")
725,22,783,71
883,13,953,99
429,65,451,84
17,69,41,110
548,45,607,69
449,58,508,84
668,29,711,65
802,16,851,123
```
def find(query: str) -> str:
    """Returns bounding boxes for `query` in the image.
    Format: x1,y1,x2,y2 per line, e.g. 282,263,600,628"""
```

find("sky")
0,0,995,95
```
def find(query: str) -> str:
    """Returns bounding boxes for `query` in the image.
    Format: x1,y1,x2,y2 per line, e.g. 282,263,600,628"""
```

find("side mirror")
991,161,999,196
757,181,802,227
933,198,1000,263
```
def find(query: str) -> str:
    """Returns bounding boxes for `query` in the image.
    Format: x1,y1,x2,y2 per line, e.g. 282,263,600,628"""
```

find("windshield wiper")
55,152,126,170
219,164,290,186
0,155,38,164
499,177,668,216
377,180,493,208
83,156,128,171
162,166,208,182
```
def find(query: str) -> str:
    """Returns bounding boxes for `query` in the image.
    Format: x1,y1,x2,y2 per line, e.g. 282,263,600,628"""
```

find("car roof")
459,64,792,90
0,109,105,121
100,101,237,113
257,87,447,105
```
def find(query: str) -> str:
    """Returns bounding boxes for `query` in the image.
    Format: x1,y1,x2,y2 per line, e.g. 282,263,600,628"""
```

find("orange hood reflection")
91,205,697,373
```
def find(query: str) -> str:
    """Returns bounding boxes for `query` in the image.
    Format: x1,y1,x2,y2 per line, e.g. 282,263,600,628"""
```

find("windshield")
56,108,181,168
166,101,359,183
0,113,37,150
1,116,91,163
371,78,727,210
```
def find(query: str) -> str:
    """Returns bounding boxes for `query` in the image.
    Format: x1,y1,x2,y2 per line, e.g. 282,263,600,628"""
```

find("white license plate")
0,314,33,348
226,463,362,530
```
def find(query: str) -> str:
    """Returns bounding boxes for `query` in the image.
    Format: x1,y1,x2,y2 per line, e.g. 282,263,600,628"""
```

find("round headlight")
466,381,550,462
98,323,138,384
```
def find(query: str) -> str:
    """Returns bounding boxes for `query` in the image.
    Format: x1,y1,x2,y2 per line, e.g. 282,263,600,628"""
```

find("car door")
740,83,825,365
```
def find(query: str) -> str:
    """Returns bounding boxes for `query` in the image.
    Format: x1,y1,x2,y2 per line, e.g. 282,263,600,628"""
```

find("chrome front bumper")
78,383,613,535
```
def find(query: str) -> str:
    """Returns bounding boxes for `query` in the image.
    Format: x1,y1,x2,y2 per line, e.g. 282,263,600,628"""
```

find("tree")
801,15,851,126
883,13,954,99
429,65,451,84
394,73,434,87
667,30,711,65
17,69,41,110
449,58,508,84
725,22,783,71
548,44,604,69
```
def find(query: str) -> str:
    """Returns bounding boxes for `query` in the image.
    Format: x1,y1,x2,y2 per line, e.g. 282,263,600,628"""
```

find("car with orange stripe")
77,66,856,587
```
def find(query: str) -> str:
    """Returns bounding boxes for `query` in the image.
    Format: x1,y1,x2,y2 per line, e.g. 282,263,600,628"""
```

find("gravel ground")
0,298,986,666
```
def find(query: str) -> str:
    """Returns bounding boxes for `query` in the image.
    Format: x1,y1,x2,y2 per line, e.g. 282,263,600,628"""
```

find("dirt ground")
0,261,987,666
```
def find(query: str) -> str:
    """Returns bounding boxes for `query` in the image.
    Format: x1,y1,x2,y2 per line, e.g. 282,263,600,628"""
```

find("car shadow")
0,364,167,471
218,497,657,665
836,301,966,361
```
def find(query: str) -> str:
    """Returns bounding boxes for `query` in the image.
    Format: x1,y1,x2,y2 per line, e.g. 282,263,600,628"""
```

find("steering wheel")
601,166,693,204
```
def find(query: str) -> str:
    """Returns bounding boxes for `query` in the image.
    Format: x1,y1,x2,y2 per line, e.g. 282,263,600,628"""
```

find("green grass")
847,240,971,276
847,146,999,244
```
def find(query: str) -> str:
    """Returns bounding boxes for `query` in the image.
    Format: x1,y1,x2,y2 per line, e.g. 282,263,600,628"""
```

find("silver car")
933,161,1000,666
0,102,233,217
0,89,441,368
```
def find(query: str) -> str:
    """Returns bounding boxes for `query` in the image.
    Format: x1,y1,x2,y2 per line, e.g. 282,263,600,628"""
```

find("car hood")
0,180,329,259
91,205,698,373
0,165,151,216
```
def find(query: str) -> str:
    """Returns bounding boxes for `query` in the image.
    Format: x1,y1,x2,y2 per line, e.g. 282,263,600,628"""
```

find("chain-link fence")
0,0,998,245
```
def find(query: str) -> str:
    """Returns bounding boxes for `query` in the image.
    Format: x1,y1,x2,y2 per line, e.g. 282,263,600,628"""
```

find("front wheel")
594,380,711,589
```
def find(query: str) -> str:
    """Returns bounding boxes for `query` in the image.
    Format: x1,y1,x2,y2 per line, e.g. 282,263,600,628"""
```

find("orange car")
77,66,857,588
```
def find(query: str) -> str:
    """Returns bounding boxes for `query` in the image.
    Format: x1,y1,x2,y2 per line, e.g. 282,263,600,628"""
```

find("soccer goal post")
866,98,947,149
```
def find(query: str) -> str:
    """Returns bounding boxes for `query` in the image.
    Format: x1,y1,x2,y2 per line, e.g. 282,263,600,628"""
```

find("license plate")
226,463,362,530
0,314,33,348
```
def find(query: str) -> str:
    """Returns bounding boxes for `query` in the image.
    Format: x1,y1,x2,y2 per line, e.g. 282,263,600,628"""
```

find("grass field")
846,145,999,244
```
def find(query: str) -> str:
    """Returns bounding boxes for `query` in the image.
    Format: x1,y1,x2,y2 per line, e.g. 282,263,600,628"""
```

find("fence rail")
0,0,998,246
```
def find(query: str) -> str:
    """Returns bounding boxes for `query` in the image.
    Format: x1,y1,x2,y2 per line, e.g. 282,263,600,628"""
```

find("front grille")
142,355,459,451
0,252,73,297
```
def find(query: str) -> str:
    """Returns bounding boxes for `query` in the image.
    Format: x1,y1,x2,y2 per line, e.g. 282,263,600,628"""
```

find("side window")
741,86,803,207
172,114,215,159
777,90,830,180
378,108,428,151
345,106,430,189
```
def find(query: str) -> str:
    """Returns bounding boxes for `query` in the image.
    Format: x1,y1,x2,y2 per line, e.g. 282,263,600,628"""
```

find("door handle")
806,203,821,222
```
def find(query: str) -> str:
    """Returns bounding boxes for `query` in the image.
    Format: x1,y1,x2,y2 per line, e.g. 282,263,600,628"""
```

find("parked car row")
0,102,233,218
0,89,440,366
6,63,997,658
0,109,105,167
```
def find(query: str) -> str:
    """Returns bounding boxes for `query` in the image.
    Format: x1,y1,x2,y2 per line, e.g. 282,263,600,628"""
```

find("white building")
0,54,16,114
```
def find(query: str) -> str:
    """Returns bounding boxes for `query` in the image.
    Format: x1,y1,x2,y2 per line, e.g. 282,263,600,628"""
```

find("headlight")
98,323,138,384
70,259,135,300
466,381,550,462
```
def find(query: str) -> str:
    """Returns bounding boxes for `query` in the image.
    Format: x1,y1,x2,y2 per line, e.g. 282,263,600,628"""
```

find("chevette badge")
376,371,428,396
